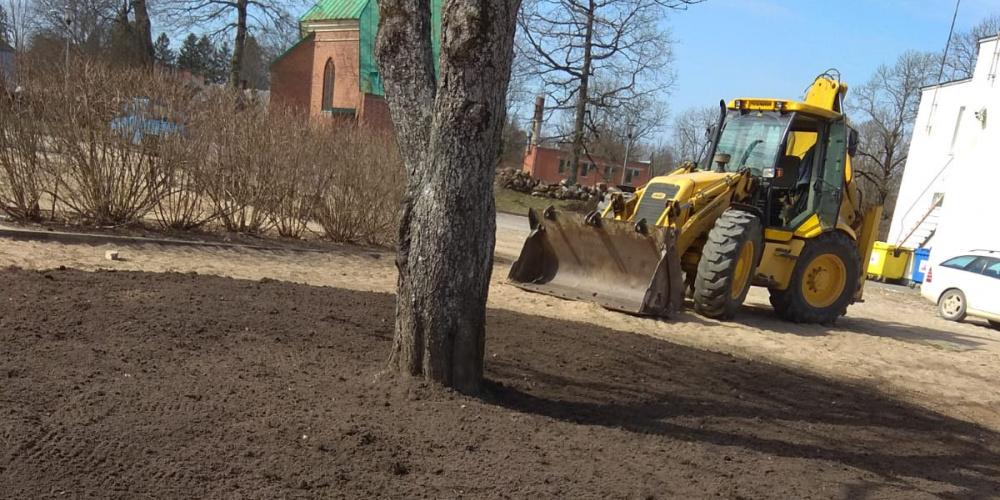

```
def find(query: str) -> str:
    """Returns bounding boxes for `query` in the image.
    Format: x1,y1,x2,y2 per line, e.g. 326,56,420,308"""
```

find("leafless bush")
316,128,404,247
266,109,331,239
193,95,285,236
152,135,216,230
0,93,48,222
25,61,195,226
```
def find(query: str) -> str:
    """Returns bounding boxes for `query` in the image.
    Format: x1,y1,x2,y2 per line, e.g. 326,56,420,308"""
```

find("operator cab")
700,99,856,233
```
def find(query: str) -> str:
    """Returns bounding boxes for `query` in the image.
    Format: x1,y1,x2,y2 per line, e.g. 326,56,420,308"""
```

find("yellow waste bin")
867,242,911,280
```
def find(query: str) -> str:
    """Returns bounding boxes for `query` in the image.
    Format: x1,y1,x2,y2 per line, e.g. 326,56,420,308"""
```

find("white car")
921,249,1000,328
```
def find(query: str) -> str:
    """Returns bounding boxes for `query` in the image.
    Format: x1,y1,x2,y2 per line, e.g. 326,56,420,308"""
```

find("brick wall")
523,146,651,188
271,29,363,117
360,94,392,132
270,34,316,112
312,30,362,114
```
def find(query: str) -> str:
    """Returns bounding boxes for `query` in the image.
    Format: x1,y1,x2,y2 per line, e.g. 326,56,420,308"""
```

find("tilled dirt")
1,268,999,499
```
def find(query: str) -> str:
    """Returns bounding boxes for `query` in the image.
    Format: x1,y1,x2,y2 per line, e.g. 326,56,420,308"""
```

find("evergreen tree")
210,40,231,84
176,33,215,77
153,33,175,68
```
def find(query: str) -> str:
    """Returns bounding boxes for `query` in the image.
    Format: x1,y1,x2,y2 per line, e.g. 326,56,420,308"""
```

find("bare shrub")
0,92,48,222
26,61,195,226
316,128,404,247
153,134,216,230
267,109,331,239
194,94,285,236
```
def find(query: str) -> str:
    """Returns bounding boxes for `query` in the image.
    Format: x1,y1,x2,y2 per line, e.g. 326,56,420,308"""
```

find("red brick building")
269,0,440,130
523,145,652,188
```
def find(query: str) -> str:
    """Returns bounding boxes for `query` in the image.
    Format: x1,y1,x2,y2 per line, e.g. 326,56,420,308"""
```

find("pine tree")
153,33,175,68
210,40,231,84
176,33,216,77
176,33,202,73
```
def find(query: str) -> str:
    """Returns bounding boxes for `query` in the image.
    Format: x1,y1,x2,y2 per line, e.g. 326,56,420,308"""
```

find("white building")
889,34,1000,268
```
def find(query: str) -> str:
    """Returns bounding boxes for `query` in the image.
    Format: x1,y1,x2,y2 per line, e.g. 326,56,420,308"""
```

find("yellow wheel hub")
802,254,847,308
731,241,755,300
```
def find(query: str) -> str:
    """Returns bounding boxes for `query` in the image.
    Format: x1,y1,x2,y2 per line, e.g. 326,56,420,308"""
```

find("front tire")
938,289,967,322
693,209,763,320
770,231,861,324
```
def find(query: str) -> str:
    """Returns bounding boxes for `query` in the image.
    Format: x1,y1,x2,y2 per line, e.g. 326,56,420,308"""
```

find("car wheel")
937,289,967,322
989,320,1000,330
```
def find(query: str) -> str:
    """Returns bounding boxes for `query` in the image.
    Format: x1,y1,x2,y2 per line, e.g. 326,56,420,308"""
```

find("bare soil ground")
1,221,998,433
2,268,999,499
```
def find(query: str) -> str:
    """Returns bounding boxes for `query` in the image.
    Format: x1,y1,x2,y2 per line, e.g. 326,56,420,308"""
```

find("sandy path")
1,225,998,432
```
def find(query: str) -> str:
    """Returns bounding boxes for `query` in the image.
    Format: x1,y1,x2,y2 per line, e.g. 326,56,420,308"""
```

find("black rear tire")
988,320,1000,330
693,209,763,320
770,231,861,324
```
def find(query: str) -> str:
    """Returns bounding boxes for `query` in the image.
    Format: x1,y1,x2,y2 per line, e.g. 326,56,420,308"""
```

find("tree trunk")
376,0,521,394
567,0,595,186
229,0,248,87
131,0,154,68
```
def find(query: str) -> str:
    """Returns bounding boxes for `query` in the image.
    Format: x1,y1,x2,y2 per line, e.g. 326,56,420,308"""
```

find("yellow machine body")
509,74,884,322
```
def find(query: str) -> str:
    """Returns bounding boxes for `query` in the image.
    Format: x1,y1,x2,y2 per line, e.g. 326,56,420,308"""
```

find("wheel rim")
731,241,755,300
941,293,963,316
801,253,847,308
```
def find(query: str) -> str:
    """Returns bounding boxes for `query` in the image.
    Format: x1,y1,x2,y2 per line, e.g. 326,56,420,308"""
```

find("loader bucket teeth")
508,208,685,317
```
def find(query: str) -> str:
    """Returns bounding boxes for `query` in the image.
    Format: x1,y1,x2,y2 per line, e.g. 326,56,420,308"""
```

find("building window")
625,167,642,185
321,58,335,111
581,162,591,178
558,159,566,174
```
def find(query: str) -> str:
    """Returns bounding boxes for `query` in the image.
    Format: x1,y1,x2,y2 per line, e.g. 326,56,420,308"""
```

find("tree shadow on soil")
483,310,1000,500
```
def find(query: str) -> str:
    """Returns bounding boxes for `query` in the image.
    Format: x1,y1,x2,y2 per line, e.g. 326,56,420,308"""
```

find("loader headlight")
761,167,776,179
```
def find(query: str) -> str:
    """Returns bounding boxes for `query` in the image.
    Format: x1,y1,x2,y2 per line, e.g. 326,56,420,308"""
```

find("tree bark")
376,0,521,394
229,0,248,87
130,0,154,68
566,0,594,186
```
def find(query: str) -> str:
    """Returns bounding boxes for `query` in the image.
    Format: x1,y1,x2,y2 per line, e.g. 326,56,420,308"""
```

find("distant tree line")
0,0,302,90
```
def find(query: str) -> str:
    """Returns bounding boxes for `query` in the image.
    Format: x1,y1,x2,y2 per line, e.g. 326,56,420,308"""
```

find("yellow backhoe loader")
508,72,883,324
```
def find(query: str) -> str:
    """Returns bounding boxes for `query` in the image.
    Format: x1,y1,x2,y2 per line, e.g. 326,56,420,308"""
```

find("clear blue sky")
664,0,999,113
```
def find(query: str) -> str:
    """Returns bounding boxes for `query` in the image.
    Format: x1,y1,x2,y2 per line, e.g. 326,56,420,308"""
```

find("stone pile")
496,168,608,202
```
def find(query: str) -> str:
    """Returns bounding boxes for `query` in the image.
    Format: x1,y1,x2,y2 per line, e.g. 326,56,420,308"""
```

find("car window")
941,255,977,270
982,258,1000,279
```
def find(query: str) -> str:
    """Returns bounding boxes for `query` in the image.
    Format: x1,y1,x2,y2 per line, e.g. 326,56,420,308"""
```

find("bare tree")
668,105,716,163
518,0,700,184
31,0,118,56
6,0,31,51
0,3,8,41
157,0,299,86
943,14,1000,81
106,0,154,67
130,0,153,66
579,88,666,163
377,0,521,393
849,50,939,238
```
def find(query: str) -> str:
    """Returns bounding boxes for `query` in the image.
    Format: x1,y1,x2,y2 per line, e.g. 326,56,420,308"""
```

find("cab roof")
726,98,842,120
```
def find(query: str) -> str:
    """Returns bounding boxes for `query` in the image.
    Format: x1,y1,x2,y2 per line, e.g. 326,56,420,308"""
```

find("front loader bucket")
507,208,684,317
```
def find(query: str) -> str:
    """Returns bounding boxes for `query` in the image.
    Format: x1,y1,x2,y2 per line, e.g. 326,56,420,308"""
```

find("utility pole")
620,129,633,185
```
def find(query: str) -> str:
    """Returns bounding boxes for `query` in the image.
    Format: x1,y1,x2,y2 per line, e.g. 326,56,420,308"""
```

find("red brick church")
270,0,442,130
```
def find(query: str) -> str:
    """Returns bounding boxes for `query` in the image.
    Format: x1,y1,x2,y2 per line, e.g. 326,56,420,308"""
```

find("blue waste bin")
911,248,931,283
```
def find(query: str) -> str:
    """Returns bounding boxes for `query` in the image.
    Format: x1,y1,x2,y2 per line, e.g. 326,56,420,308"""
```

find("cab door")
815,117,847,230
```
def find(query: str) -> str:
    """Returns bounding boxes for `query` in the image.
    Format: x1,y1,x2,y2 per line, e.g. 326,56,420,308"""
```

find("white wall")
889,35,1000,266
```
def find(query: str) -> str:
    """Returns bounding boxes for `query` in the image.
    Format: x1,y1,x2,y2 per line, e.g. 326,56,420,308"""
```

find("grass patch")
494,188,596,216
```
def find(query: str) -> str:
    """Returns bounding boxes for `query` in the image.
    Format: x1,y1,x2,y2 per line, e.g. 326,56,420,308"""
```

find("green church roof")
300,0,370,22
